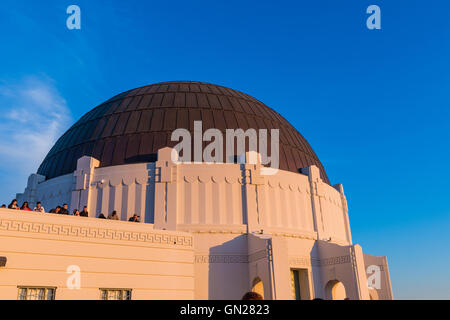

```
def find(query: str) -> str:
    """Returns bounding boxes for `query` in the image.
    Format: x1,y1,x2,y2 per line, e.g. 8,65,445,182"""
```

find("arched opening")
252,277,264,299
325,280,347,300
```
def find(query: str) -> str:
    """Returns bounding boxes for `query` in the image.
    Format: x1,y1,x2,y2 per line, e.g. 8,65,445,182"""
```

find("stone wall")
0,209,194,300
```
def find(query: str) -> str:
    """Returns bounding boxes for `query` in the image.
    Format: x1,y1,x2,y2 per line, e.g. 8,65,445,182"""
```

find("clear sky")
0,0,449,299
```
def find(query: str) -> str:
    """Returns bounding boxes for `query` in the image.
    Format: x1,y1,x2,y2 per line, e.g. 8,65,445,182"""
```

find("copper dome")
37,81,329,183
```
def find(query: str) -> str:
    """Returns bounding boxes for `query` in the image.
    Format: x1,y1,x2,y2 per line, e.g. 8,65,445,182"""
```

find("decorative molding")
268,231,316,241
289,256,311,267
320,255,351,266
0,219,193,247
177,224,247,235
195,254,249,264
183,175,243,184
195,249,268,264
289,255,351,267
262,228,317,240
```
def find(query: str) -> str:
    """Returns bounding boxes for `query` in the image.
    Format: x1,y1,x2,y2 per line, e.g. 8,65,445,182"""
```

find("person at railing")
20,202,32,211
1,204,6,209
60,204,69,215
33,202,45,213
8,199,20,210
108,210,120,220
80,206,89,217
72,209,80,216
49,206,61,214
128,214,140,222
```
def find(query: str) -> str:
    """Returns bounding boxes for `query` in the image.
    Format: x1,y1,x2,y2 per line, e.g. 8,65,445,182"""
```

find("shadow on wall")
315,240,356,300
93,164,156,222
145,164,156,224
208,235,250,300
240,164,248,225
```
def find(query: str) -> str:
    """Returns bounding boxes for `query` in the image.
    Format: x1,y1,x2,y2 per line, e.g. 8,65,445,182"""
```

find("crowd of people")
2,199,47,213
1,199,140,222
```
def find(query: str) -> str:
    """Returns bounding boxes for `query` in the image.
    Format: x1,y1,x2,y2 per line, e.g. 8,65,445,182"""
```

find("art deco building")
0,81,392,300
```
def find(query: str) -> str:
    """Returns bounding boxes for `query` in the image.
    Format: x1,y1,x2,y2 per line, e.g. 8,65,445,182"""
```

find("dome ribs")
101,114,120,138
115,97,132,113
92,140,105,163
196,93,209,108
238,99,255,115
161,92,175,107
112,112,131,136
150,109,164,132
189,83,201,92
188,109,202,131
223,110,238,129
125,95,142,112
206,93,221,109
158,84,169,92
178,83,190,92
101,139,116,167
146,84,161,94
124,111,142,135
174,92,186,108
152,132,168,153
137,94,152,110
218,95,233,111
139,133,154,156
208,84,222,95
185,92,198,108
150,93,164,107
125,134,141,162
201,109,214,128
137,109,153,132
81,141,95,159
199,84,212,94
228,96,245,113
234,112,250,130
163,108,178,131
212,109,227,131
167,83,179,92
105,100,122,115
37,81,330,184
177,108,189,130
112,136,128,166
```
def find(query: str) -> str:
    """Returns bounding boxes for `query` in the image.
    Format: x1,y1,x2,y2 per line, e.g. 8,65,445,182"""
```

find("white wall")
0,209,194,300
10,149,392,300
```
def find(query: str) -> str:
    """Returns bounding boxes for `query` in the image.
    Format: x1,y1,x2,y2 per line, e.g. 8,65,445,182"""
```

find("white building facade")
11,147,393,300
3,81,392,300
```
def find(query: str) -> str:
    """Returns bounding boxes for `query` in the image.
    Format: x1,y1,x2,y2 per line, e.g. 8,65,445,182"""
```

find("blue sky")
0,0,449,299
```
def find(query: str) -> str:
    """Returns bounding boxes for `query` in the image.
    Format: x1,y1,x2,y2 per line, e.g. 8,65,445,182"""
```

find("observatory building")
0,81,392,300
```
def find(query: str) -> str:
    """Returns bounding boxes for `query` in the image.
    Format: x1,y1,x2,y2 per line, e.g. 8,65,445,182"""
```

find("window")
18,287,56,300
100,289,132,300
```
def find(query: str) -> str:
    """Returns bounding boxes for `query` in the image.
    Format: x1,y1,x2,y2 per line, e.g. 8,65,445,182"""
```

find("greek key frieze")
290,255,351,267
320,255,351,266
195,249,268,264
289,256,311,267
0,219,192,247
195,254,249,264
